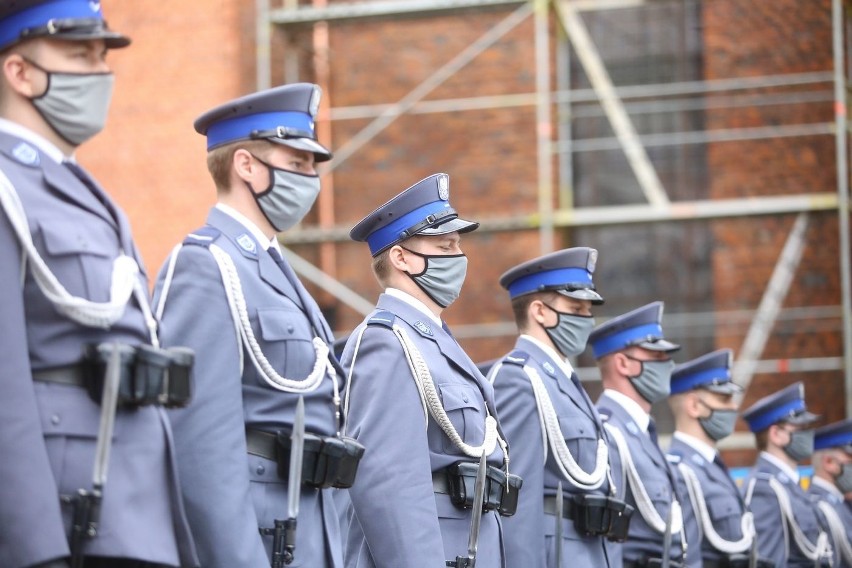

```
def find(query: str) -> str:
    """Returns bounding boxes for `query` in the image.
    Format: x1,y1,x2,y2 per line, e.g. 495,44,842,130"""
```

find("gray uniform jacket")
153,207,342,568
742,453,829,567
597,392,688,565
0,130,197,568
491,337,620,568
808,479,852,568
668,435,747,564
339,292,505,568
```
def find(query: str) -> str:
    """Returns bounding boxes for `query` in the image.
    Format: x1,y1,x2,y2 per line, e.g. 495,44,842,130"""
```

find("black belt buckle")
646,559,682,568
163,346,194,408
445,461,479,510
572,493,610,537
84,343,137,405
329,436,365,489
275,431,325,487
498,472,523,517
605,497,633,542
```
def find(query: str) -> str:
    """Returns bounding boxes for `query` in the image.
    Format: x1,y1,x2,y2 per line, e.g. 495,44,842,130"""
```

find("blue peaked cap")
814,418,852,452
0,0,130,51
670,348,742,395
499,247,604,304
193,83,332,161
589,301,679,359
350,173,479,256
741,381,820,433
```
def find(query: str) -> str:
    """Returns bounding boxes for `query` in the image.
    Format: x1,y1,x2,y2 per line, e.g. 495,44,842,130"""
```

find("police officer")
153,84,350,567
741,381,832,567
666,349,771,567
0,2,198,567
489,248,625,567
808,418,852,567
591,302,694,568
341,173,512,567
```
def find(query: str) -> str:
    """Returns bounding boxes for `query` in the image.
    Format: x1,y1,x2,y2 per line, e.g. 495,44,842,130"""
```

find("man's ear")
2,53,40,98
528,299,547,327
387,244,409,272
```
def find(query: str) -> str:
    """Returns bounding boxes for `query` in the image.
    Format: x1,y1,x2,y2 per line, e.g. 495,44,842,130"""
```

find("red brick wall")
79,0,257,278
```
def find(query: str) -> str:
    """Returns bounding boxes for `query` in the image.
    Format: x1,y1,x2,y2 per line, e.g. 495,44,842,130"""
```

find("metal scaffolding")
259,0,852,419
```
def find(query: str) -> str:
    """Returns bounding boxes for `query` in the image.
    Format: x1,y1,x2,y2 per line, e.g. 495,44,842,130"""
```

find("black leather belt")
32,365,87,387
704,559,779,568
624,560,683,568
543,495,576,520
246,428,279,461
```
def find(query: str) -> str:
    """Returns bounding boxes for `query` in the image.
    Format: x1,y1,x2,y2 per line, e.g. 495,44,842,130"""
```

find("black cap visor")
19,18,129,48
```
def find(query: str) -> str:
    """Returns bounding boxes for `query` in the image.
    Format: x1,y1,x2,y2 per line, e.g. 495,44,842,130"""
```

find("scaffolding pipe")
270,0,526,23
555,28,573,210
323,2,533,172
256,0,271,90
535,0,554,253
555,1,670,207
733,214,809,396
281,192,839,243
833,0,852,419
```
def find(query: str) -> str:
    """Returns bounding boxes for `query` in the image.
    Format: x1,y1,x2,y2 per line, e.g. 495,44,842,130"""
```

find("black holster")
274,432,364,489
444,461,523,516
84,343,194,408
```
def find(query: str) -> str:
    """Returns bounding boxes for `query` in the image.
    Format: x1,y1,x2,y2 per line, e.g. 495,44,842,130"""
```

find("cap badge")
309,86,321,117
414,320,433,336
587,249,597,272
236,234,257,254
11,142,38,166
438,175,449,200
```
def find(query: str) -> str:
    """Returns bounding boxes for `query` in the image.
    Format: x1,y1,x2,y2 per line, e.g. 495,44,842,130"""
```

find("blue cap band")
591,322,663,359
746,398,806,432
366,200,454,255
205,111,314,150
0,0,103,49
670,366,730,395
507,268,593,299
815,431,852,451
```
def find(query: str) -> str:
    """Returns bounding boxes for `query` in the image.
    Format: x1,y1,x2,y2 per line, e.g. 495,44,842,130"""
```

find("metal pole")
256,0,271,90
555,21,573,212
535,0,554,253
832,0,852,418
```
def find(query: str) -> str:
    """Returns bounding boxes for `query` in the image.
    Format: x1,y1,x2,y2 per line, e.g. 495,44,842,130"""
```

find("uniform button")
256,464,265,475
287,325,295,334
462,395,469,403
51,414,60,425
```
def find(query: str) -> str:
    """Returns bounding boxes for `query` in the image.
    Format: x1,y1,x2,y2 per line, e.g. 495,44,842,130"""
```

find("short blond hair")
206,139,273,194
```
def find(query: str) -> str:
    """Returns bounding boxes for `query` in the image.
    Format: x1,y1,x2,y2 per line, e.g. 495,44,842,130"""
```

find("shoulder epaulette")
367,310,395,329
183,226,222,248
502,349,529,367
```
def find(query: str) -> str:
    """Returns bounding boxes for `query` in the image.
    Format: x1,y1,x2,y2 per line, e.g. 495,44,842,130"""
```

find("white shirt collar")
602,389,650,432
519,334,575,376
673,431,717,463
811,475,843,497
215,203,278,252
761,451,800,483
385,287,441,325
0,117,66,163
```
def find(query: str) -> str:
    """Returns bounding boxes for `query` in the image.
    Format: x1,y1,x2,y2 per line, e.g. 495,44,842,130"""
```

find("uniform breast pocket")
257,307,316,379
38,219,116,301
707,498,743,537
558,415,598,472
439,383,483,453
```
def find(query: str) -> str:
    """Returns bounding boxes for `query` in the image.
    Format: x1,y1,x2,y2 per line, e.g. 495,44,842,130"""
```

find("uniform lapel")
377,293,494,407
41,156,117,228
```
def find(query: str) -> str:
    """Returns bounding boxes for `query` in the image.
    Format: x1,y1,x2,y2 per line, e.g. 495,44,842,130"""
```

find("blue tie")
647,418,659,445
267,247,333,343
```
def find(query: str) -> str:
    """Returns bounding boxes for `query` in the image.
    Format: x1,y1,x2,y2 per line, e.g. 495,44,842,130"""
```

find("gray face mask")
783,428,815,463
698,401,738,441
26,59,114,146
249,156,320,232
835,463,852,493
625,355,674,404
542,304,594,357
401,248,468,308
